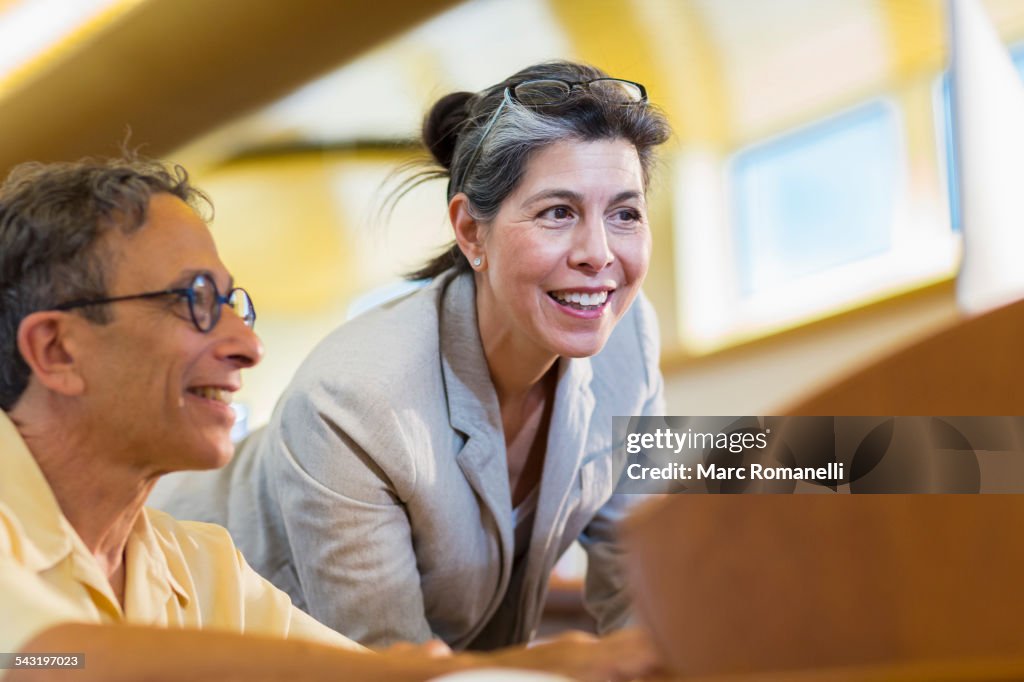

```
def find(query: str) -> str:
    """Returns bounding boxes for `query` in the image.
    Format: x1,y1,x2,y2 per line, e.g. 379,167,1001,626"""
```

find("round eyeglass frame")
51,272,256,333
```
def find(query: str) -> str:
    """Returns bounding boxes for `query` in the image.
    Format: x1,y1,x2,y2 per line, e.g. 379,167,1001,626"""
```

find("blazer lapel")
438,273,514,572
437,272,603,641
518,354,596,633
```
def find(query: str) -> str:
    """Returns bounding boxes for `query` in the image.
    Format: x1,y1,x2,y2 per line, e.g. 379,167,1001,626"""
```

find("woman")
156,60,671,650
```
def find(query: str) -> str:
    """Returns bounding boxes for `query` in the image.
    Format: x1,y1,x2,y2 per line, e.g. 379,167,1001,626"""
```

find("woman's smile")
546,287,614,318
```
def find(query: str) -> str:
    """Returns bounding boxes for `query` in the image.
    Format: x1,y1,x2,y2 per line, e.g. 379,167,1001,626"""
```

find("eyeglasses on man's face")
52,273,256,333
453,77,648,194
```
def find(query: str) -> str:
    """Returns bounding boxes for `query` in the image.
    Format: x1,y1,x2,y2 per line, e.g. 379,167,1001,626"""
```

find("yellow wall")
8,0,1004,423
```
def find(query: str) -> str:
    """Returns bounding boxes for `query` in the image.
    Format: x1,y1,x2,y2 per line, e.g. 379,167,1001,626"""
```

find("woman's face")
475,137,651,361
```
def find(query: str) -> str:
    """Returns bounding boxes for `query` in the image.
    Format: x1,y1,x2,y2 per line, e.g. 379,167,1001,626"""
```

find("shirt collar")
0,411,74,571
126,509,192,612
0,410,189,607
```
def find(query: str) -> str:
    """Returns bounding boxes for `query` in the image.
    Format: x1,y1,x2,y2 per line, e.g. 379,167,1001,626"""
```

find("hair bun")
422,91,474,171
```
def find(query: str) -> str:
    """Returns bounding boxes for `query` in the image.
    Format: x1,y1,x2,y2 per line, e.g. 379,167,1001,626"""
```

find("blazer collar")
439,272,511,536
533,355,596,524
438,272,598,573
518,356,596,632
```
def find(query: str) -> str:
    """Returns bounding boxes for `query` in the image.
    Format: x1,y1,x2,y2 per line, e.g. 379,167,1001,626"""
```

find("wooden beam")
0,0,458,175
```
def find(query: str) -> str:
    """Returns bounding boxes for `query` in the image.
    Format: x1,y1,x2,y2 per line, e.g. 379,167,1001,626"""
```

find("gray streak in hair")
392,61,671,281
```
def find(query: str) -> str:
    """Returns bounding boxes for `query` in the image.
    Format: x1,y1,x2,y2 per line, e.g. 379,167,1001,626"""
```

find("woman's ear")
16,311,87,397
449,193,487,271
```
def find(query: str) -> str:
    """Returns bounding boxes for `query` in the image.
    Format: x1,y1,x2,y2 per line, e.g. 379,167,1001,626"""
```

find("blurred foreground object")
623,293,1024,676
782,296,1024,415
624,495,1024,678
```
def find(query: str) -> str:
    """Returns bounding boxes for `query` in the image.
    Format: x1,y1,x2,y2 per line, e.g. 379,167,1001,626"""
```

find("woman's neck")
473,281,565,504
475,291,558,404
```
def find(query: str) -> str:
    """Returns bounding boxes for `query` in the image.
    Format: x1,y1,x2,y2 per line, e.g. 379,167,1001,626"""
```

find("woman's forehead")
516,139,644,196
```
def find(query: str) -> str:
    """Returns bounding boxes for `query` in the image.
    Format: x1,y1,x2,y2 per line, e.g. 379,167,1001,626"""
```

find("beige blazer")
153,270,664,649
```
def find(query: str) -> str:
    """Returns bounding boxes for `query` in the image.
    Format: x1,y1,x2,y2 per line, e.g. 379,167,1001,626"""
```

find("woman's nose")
569,217,614,272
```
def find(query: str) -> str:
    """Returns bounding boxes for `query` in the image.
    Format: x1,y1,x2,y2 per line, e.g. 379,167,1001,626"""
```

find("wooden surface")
621,298,1024,677
649,653,1024,680
783,297,1024,415
623,495,1024,678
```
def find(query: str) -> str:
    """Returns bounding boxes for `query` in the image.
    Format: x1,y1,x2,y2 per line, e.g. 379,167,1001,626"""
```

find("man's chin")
181,439,236,471
208,442,236,470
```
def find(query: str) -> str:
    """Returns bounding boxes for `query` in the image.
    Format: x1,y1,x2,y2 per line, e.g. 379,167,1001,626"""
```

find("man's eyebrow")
172,269,234,290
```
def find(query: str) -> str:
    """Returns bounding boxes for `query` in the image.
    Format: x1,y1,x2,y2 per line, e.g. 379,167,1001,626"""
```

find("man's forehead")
103,193,226,289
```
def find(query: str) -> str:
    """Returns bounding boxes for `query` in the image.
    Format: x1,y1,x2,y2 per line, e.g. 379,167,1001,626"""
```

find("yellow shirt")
0,412,363,654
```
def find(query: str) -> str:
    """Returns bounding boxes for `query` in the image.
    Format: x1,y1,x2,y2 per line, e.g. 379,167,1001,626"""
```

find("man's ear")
449,193,487,271
16,311,87,397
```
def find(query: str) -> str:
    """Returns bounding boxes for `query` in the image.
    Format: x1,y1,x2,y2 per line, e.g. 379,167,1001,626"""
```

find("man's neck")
9,403,155,585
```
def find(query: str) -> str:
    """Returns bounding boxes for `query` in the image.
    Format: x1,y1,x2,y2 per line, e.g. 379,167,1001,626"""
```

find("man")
0,157,657,681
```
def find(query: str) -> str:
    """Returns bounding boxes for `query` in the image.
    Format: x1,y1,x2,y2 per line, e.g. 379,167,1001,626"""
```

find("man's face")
75,193,263,473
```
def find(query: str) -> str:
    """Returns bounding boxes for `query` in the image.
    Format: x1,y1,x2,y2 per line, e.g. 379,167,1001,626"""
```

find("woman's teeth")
188,387,230,404
550,290,609,309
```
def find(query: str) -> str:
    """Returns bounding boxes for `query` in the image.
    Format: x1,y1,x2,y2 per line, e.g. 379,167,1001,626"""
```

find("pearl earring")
473,257,482,267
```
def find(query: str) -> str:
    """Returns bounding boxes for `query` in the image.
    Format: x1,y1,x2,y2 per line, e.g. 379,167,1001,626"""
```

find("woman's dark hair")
399,60,671,280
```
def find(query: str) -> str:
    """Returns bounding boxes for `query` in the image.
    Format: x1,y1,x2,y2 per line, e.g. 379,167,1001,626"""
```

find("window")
675,98,957,351
732,102,898,296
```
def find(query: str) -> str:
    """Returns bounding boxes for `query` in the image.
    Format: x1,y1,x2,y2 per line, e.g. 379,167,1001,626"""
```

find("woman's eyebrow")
522,188,645,208
610,190,644,204
522,189,584,206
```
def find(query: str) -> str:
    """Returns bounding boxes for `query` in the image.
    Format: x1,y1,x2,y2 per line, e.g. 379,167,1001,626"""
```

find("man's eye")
162,294,192,320
191,290,213,310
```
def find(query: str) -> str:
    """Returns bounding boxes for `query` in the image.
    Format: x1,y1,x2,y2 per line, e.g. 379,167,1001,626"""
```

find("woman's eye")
611,208,642,224
539,206,574,221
